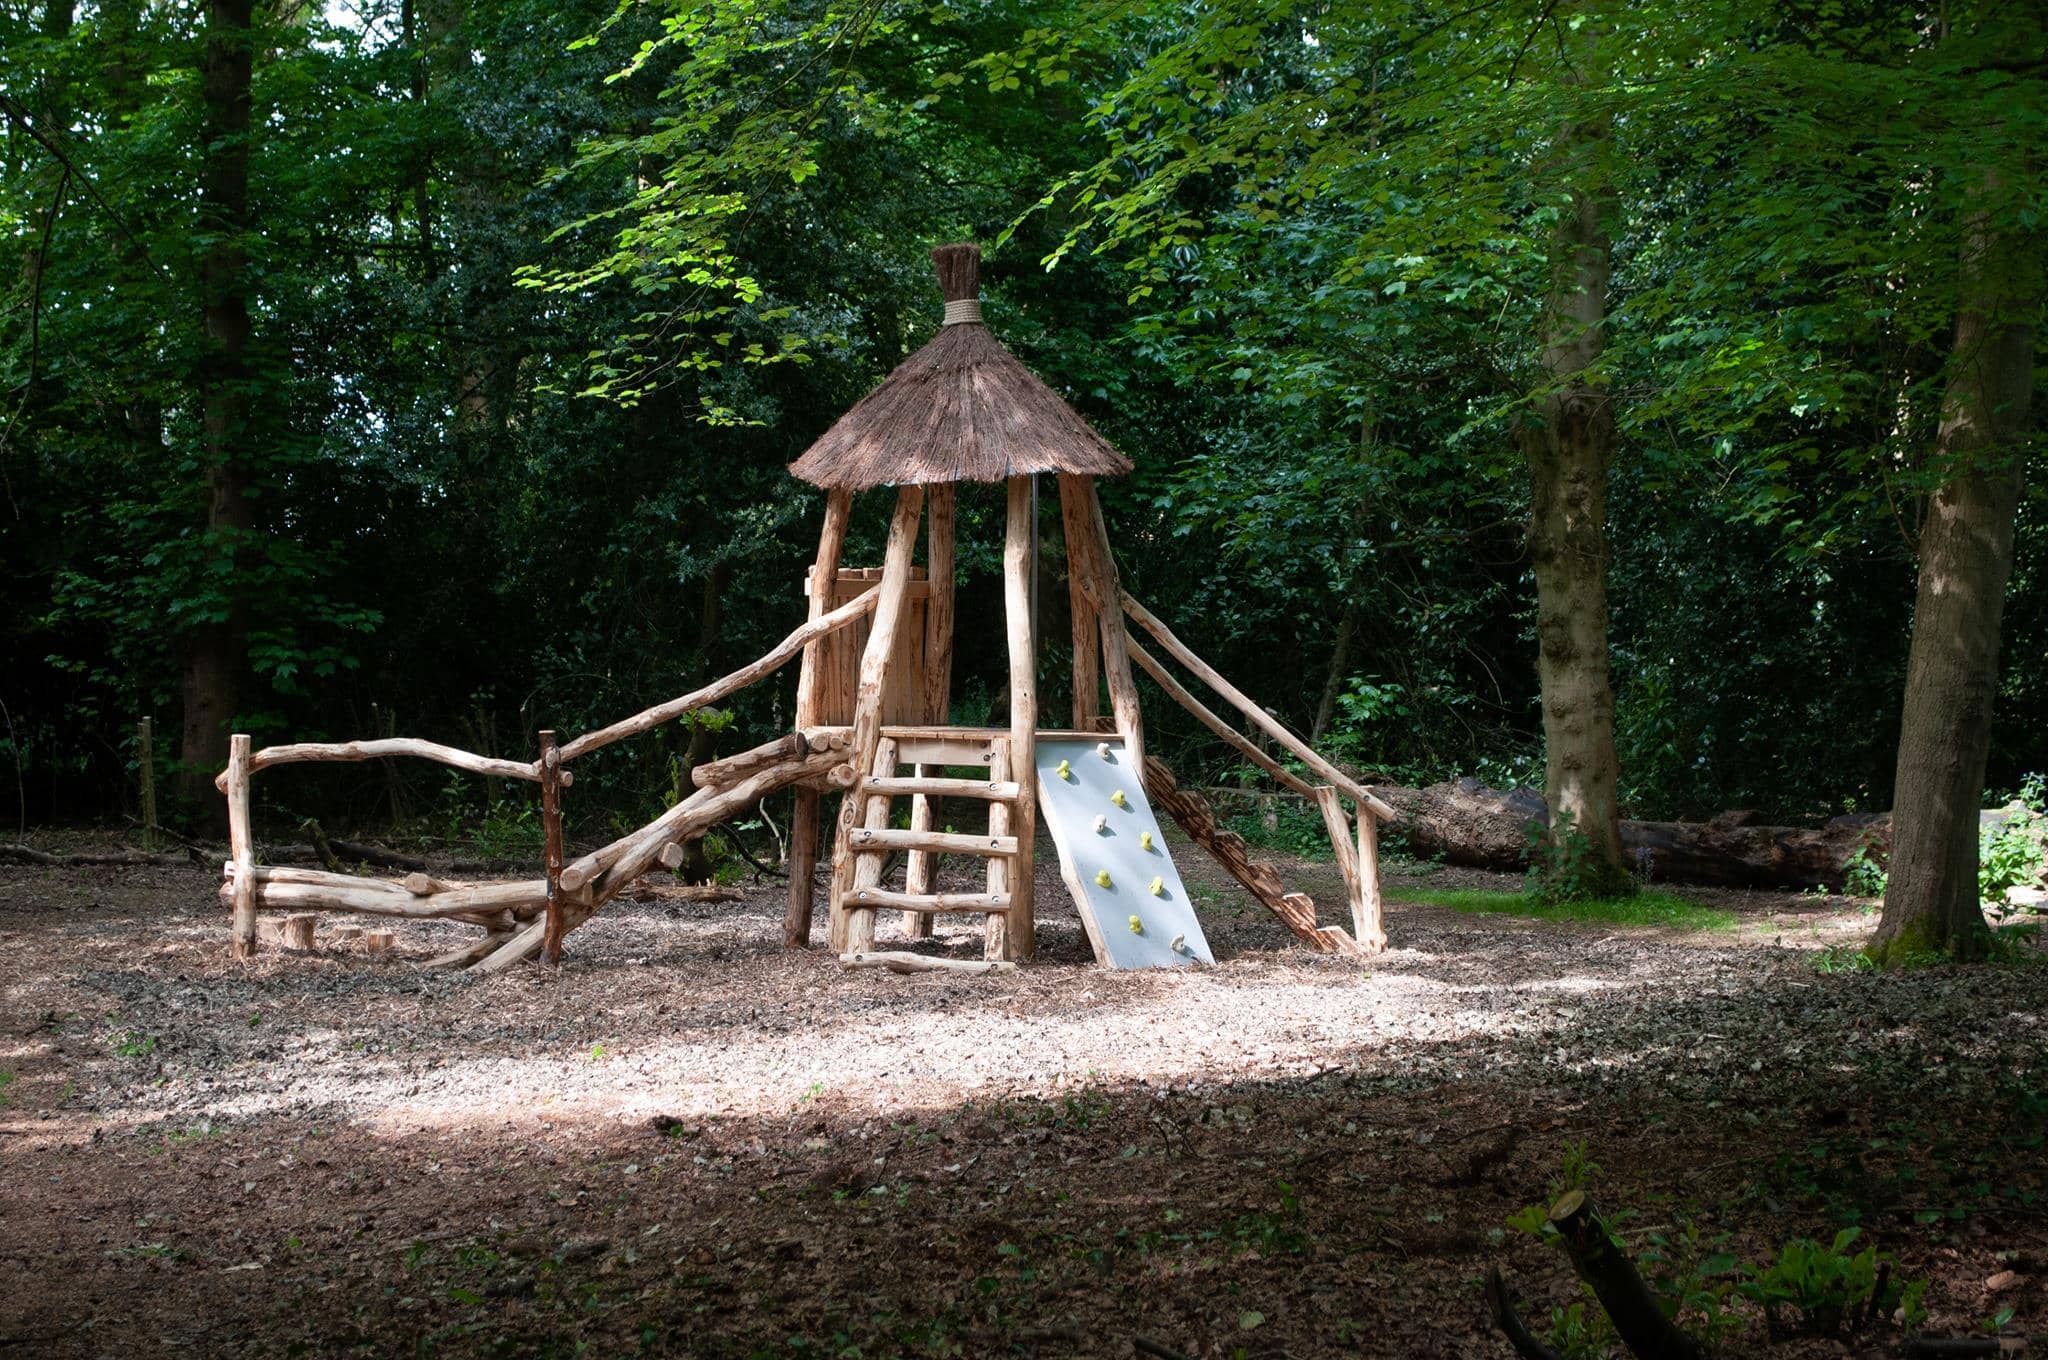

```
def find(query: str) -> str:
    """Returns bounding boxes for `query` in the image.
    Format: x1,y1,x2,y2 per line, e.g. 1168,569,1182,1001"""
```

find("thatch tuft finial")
932,243,982,324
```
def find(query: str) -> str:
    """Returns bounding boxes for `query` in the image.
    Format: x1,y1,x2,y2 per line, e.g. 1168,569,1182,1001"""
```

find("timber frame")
213,241,1396,969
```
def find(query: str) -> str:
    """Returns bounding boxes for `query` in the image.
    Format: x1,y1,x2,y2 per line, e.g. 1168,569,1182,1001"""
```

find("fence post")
539,731,564,966
227,734,257,959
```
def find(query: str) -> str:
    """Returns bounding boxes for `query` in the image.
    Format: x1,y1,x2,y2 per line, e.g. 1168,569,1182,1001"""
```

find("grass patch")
1388,887,1738,931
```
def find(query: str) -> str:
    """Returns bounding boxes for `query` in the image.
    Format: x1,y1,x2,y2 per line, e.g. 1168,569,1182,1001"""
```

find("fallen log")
1377,778,1891,891
838,950,1018,976
0,843,192,868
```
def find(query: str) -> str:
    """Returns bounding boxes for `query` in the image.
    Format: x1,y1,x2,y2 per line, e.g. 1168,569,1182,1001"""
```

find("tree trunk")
1871,178,2040,965
1310,600,1360,744
1519,100,1630,894
179,0,256,820
675,560,732,884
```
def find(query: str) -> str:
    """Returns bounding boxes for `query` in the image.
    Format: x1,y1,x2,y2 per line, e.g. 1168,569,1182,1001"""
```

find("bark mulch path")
1,836,2043,1357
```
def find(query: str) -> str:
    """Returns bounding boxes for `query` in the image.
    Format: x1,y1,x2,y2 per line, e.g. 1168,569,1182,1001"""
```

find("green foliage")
1525,812,1637,906
1980,775,2047,908
1738,1228,1926,1337
1843,843,1889,899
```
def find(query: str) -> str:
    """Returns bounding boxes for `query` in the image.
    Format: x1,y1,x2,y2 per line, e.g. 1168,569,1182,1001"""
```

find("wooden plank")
851,827,1018,857
851,887,1012,913
998,475,1038,961
1122,592,1398,823
1313,785,1364,923
227,734,257,959
889,736,997,767
865,776,1019,800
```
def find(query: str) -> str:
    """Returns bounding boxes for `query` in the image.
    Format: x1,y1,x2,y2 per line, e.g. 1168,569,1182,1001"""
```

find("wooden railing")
1120,591,1395,953
217,596,881,967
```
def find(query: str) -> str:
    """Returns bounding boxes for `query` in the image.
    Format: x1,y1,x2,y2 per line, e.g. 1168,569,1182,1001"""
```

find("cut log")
362,931,396,955
1548,1192,1706,1360
691,731,811,790
838,950,1018,975
1379,778,1894,891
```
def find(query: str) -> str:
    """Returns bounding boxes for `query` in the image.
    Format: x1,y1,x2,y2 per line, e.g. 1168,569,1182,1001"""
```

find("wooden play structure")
216,244,1396,969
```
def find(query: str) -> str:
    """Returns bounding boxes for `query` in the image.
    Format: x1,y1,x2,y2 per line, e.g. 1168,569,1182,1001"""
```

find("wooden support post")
838,737,899,953
999,475,1037,959
1059,474,1143,784
983,736,1015,959
137,718,158,851
1059,483,1102,728
901,485,956,940
903,762,938,940
539,730,565,967
227,734,257,960
828,486,925,940
1354,803,1387,952
785,487,853,948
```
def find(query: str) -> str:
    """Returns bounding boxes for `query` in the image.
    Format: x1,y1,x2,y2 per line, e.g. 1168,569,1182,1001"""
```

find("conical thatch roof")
789,243,1134,490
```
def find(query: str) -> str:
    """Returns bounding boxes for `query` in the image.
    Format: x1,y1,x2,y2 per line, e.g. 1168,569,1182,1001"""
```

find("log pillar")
990,475,1038,960
227,733,257,959
539,730,565,966
784,487,853,947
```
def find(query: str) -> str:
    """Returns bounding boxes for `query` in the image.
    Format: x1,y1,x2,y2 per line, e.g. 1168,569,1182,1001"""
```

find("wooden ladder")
835,731,1028,958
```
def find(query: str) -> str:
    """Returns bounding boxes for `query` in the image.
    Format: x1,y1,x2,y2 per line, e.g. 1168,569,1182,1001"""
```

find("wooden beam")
786,488,855,948
998,476,1038,960
852,827,1019,857
838,738,899,953
539,730,565,967
216,737,540,793
1128,641,1319,799
1059,477,1101,728
1060,474,1144,783
558,584,878,763
865,775,1019,800
850,888,1012,913
1123,592,1398,823
1354,804,1387,953
828,486,924,943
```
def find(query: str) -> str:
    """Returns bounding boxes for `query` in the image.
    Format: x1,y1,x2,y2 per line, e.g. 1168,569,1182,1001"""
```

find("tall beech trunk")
180,0,255,817
1871,185,2040,965
1518,119,1630,892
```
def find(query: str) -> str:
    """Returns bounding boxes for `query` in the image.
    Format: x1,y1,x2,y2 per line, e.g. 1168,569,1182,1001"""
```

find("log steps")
832,730,1026,952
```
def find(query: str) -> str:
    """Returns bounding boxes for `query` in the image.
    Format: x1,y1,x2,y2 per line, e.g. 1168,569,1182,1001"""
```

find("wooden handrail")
558,587,880,763
214,737,542,794
1121,591,1397,823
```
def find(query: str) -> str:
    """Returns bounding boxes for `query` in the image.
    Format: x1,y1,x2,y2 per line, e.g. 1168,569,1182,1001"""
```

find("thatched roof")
789,243,1134,490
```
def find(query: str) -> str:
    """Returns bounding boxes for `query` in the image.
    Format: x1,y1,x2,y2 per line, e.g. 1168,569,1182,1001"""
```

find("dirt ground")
2,832,2044,1359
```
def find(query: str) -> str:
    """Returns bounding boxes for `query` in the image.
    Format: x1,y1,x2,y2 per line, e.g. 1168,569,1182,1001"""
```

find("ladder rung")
862,776,1020,800
853,828,1018,857
847,888,1011,913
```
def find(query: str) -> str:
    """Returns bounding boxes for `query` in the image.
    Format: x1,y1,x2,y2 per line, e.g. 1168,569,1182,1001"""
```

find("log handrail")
215,737,543,793
557,587,881,763
1121,591,1397,823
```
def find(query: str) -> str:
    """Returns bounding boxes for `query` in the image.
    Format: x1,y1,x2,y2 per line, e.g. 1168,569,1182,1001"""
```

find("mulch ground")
2,833,2044,1358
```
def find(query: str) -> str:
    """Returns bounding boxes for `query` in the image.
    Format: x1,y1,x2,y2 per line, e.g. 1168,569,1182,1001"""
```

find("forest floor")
2,829,2045,1359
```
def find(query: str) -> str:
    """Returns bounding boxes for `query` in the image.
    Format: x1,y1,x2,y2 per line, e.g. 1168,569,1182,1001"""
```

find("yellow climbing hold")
1110,789,1128,808
1149,876,1165,897
1139,831,1154,851
1095,869,1113,889
1055,758,1072,780
1127,915,1143,934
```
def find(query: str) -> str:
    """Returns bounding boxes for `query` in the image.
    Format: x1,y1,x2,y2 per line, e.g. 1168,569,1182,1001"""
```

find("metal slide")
1033,736,1215,968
